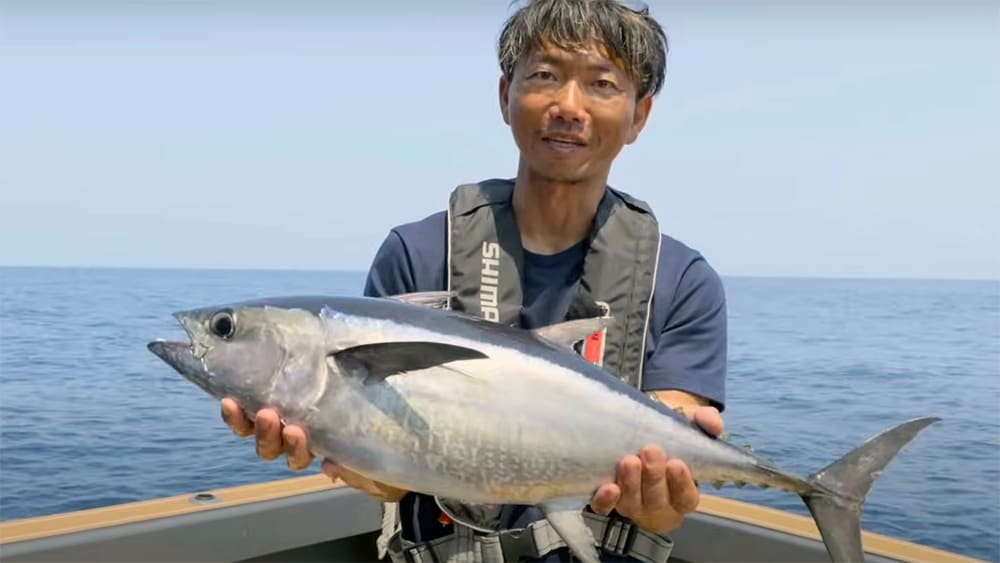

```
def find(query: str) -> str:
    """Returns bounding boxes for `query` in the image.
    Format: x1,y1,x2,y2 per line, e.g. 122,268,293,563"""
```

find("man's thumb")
321,459,341,479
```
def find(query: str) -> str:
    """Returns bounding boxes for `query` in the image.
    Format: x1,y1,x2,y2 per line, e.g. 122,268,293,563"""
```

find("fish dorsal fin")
533,317,615,351
328,341,487,382
386,291,453,309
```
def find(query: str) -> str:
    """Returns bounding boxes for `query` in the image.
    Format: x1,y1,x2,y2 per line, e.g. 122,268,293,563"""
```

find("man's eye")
594,79,617,90
529,71,555,80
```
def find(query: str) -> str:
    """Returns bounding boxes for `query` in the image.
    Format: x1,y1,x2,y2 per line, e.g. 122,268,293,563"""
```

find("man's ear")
499,75,511,125
625,95,654,145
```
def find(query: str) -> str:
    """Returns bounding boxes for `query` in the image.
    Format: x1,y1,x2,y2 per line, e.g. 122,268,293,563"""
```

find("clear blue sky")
1,1,997,280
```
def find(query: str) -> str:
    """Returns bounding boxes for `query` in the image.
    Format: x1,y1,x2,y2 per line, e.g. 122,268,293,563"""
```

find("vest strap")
385,512,674,563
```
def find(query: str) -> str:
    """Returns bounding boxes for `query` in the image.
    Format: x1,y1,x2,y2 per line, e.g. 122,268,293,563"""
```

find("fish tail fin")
799,417,940,562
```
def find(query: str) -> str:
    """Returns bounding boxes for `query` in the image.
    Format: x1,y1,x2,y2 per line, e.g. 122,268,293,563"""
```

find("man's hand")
589,401,725,534
221,398,315,470
321,460,409,503
220,398,409,502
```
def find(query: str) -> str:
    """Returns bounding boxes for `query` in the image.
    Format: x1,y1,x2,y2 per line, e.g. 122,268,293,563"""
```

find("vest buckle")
497,527,539,560
600,515,638,556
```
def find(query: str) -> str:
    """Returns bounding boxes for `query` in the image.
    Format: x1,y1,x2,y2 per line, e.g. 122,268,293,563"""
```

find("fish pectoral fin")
532,317,615,351
540,497,600,563
329,341,488,382
386,291,454,309
434,497,506,532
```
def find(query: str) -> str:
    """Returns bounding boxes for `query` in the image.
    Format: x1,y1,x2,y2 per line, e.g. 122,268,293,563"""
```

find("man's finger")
589,483,620,515
323,460,382,496
692,406,725,437
616,454,643,516
665,460,700,514
322,459,341,481
254,409,283,460
283,425,313,471
639,446,669,511
221,398,254,437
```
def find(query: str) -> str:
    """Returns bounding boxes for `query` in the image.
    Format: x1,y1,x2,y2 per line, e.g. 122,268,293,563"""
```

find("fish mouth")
147,339,218,396
148,339,194,368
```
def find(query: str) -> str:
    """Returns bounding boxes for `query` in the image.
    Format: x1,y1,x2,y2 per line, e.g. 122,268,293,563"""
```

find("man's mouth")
543,136,587,152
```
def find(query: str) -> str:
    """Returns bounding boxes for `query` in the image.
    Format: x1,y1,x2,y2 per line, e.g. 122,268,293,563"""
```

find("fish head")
148,302,328,412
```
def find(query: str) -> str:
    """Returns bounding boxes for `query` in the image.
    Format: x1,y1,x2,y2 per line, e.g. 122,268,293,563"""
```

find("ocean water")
1,267,998,561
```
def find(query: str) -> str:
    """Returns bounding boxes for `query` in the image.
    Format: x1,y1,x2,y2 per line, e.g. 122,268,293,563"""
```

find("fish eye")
209,310,236,339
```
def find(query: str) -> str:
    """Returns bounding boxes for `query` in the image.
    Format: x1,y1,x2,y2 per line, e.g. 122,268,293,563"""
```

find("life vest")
445,178,662,388
377,179,671,563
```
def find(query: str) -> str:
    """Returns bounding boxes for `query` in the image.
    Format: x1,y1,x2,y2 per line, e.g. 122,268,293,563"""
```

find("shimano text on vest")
480,241,500,322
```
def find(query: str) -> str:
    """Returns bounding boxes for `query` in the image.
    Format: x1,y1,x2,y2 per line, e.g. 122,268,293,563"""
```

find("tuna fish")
147,292,938,563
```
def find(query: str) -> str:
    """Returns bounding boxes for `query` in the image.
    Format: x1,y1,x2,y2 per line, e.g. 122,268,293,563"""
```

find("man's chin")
526,162,594,185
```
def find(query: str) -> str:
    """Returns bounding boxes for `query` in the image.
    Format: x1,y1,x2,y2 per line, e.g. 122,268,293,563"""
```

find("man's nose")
550,80,587,123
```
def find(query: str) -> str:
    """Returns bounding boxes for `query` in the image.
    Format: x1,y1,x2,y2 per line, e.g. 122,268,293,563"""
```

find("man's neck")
512,166,608,255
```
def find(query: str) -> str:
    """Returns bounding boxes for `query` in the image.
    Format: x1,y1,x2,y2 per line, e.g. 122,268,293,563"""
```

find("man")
222,0,727,561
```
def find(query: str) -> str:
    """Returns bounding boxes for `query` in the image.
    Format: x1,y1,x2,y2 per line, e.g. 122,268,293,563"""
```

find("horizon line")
2,263,997,284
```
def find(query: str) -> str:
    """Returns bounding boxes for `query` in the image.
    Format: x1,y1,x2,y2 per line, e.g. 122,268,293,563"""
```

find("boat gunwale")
0,474,340,545
0,475,986,563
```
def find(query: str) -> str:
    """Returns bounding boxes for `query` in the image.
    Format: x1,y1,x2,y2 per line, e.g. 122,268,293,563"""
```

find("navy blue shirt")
363,209,727,404
362,207,728,559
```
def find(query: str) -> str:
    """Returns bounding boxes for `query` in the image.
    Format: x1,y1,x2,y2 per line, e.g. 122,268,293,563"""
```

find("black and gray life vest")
445,178,661,389
378,179,672,563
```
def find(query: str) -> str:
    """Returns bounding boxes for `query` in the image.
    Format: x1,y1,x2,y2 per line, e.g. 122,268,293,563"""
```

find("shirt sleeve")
363,230,416,298
641,257,728,411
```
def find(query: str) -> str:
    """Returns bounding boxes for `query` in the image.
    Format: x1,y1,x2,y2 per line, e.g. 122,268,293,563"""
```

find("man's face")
500,41,653,184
